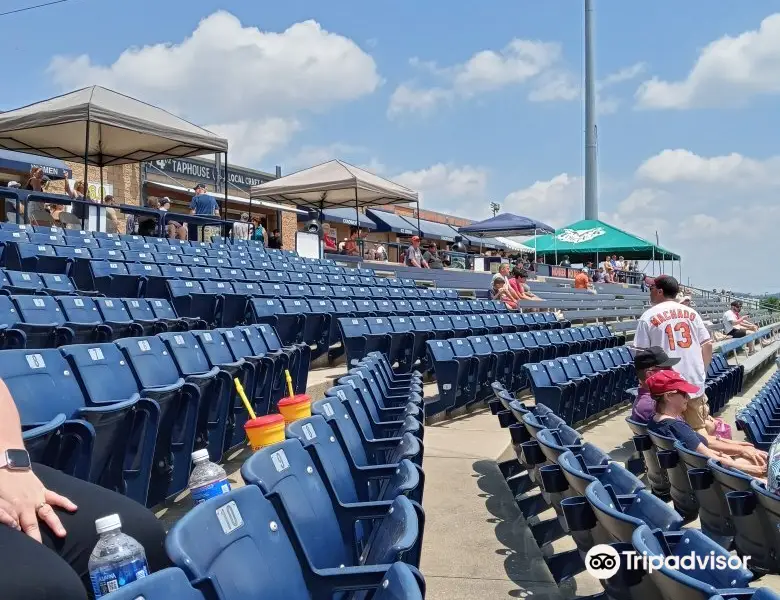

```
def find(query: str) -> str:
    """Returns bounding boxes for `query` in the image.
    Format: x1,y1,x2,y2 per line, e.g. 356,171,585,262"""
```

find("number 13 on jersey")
664,321,692,350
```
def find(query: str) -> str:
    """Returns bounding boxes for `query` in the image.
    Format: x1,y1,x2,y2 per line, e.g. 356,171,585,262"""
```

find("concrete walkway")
421,365,780,599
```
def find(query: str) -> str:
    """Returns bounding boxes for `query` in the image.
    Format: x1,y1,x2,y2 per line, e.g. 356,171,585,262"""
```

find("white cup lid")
95,514,121,534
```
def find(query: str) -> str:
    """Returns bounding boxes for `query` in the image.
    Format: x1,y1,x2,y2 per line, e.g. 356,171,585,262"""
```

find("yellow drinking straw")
233,377,256,420
284,369,295,399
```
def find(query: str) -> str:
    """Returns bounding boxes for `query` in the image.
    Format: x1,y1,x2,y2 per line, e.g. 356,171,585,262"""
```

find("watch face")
6,450,31,470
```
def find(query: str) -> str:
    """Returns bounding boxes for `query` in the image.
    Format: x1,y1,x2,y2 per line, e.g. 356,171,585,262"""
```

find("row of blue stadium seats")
0,323,310,506
737,370,780,450
1,242,376,275
424,329,622,419
100,352,428,600
337,313,589,376
0,223,289,250
490,390,779,599
0,293,207,349
522,349,637,426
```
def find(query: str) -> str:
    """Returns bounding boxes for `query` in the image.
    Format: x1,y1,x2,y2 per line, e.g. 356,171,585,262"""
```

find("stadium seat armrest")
355,462,401,480
363,437,403,452
339,499,395,520
312,564,390,593
77,397,138,414
22,413,67,440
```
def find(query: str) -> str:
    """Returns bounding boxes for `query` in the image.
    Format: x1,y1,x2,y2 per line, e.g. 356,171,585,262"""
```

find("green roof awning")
524,219,680,260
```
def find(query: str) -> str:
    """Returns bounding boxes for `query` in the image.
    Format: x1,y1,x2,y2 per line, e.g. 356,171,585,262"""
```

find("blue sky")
4,0,780,292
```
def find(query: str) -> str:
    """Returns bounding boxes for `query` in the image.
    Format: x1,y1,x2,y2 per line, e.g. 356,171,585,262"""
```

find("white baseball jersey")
634,300,711,396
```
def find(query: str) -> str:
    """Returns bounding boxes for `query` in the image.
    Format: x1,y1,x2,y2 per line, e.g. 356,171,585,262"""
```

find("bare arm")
0,380,24,451
62,179,75,199
701,340,713,370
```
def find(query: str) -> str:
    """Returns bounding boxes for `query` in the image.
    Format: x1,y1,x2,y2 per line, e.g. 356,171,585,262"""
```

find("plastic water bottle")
88,514,149,598
188,448,231,505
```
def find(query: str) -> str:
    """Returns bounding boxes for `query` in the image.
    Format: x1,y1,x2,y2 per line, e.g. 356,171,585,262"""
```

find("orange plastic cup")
244,414,285,450
278,394,312,425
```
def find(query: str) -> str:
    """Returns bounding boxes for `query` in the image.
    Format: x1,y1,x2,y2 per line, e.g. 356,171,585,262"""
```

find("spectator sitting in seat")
723,300,759,355
138,197,160,237
646,370,767,479
493,263,521,302
404,236,428,268
595,267,606,283
160,197,187,240
509,267,542,301
268,229,283,249
574,268,592,291
342,227,359,256
491,275,517,310
423,243,444,269
631,346,679,423
559,254,571,267
103,195,120,234
373,242,388,261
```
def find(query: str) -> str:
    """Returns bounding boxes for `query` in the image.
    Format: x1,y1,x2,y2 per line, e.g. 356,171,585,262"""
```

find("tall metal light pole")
584,0,599,220
490,202,501,216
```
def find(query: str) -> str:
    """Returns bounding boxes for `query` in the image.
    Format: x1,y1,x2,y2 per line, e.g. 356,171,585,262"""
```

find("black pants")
728,328,747,338
0,464,170,600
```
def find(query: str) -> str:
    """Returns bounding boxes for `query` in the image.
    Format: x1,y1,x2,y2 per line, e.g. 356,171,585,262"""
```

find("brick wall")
281,211,297,250
60,162,141,206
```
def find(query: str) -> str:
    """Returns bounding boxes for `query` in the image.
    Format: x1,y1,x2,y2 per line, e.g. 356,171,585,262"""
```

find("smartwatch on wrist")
0,449,32,471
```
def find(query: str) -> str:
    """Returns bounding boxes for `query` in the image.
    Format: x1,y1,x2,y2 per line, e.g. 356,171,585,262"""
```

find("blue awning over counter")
366,209,416,235
298,207,377,230
409,217,457,243
455,228,502,250
0,150,71,179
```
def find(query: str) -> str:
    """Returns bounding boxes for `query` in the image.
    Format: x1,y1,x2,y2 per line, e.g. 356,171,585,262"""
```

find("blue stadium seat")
0,348,145,493
3,268,44,293
241,439,422,568
524,362,576,424
313,396,422,469
90,260,141,297
166,486,419,600
12,294,101,346
632,524,753,600
167,279,219,326
338,317,390,368
249,297,302,346
114,336,201,506
287,414,423,509
425,338,478,416
585,480,683,544
157,331,232,462
104,567,204,600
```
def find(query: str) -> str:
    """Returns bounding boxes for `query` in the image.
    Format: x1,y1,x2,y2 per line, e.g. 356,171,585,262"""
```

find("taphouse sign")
148,158,274,189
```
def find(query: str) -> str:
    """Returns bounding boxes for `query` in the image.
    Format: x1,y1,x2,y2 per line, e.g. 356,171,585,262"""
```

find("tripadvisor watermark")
584,544,750,579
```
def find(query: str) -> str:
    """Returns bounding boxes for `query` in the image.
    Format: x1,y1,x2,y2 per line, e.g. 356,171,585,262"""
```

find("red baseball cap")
645,369,699,396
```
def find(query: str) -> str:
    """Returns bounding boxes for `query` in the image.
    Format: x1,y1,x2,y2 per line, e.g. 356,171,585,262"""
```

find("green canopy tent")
525,219,680,276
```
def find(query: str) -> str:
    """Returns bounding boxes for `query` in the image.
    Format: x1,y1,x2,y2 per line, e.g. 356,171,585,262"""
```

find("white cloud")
636,149,780,187
390,39,644,117
388,38,564,116
636,13,780,109
528,71,580,102
388,84,453,117
285,143,366,170
503,173,582,227
452,40,561,93
47,11,381,167
206,118,301,167
392,163,489,214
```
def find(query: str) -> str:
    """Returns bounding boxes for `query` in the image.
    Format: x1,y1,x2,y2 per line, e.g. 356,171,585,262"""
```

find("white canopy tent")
250,160,418,208
251,159,420,256
0,86,227,166
494,236,534,252
0,85,230,226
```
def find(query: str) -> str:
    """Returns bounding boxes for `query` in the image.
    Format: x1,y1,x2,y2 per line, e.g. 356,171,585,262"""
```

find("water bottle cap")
95,514,121,534
191,448,210,462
